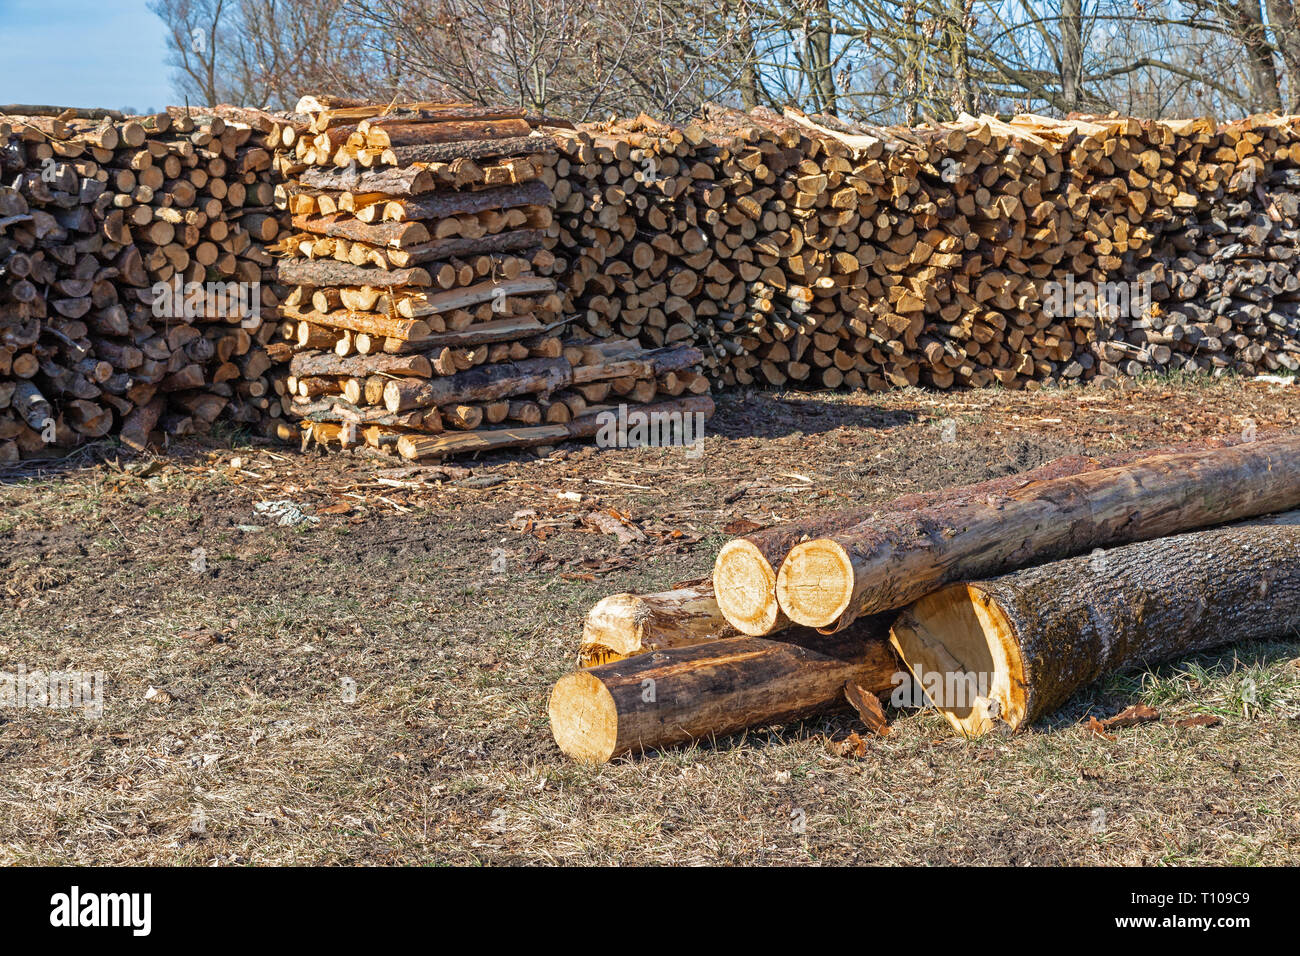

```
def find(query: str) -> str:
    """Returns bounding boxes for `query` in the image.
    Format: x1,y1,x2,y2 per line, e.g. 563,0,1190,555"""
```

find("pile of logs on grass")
549,432,1300,762
272,98,713,460
550,108,1300,390
0,104,290,461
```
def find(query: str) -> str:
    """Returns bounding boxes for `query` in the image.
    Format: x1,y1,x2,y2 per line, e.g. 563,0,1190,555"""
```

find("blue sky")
0,0,174,111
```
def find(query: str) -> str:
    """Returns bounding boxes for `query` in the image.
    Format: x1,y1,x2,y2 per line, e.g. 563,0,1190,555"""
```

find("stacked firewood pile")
272,98,713,460
550,433,1300,762
0,105,291,462
1097,172,1300,380
550,108,1300,390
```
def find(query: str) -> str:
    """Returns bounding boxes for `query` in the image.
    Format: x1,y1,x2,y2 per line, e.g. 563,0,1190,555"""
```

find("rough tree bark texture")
550,619,899,763
777,431,1300,630
714,435,1246,636
889,511,1300,735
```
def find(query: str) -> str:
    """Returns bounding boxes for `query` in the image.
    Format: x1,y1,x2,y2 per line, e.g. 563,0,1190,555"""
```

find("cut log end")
888,584,1027,737
548,671,619,764
713,538,785,635
775,538,854,628
578,593,647,666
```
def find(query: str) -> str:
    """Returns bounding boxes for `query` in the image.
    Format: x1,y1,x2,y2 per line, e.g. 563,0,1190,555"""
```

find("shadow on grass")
0,423,269,487
708,390,923,440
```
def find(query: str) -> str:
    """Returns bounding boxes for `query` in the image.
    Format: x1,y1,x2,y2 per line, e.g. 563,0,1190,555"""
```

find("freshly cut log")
889,511,1300,736
550,620,899,763
715,437,1245,636
578,580,735,667
776,432,1300,631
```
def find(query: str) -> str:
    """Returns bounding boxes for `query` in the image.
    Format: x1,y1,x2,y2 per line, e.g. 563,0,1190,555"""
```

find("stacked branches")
272,98,713,460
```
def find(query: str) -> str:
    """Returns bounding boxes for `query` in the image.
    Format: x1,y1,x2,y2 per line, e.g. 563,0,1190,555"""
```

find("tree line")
150,1,1300,122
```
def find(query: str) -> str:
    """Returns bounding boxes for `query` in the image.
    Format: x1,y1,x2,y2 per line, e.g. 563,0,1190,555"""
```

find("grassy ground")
0,375,1297,865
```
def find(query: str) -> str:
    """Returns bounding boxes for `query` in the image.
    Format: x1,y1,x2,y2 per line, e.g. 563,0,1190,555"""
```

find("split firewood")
578,580,735,667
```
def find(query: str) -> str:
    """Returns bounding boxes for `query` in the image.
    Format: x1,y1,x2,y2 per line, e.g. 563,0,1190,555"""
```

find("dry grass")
0,376,1297,865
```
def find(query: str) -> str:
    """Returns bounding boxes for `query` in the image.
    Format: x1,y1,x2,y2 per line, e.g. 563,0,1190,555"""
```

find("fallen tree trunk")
549,620,900,763
888,511,1300,736
715,436,1247,636
776,431,1300,631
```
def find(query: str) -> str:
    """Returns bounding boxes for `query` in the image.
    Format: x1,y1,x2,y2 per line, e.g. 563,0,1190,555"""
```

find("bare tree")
151,0,226,104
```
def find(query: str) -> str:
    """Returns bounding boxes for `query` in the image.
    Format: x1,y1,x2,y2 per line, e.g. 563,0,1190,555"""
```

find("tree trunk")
1059,0,1084,113
889,511,1300,735
776,432,1300,630
714,436,1247,636
550,620,899,763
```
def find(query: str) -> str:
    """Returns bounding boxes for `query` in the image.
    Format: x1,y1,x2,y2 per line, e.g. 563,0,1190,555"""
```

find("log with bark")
713,436,1247,636
889,511,1300,735
776,431,1300,631
549,618,900,763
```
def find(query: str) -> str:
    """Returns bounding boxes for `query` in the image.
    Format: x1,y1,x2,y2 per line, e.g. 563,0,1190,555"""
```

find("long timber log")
889,511,1300,735
776,432,1300,631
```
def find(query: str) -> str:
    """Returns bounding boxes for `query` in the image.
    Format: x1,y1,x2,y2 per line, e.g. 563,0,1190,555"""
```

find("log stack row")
271,99,713,460
550,108,1300,391
0,105,289,461
1094,169,1300,379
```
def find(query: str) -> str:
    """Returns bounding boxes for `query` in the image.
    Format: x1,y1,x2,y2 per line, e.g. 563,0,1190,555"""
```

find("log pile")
1099,170,1300,379
272,99,713,459
550,109,1300,390
550,434,1300,761
0,105,289,461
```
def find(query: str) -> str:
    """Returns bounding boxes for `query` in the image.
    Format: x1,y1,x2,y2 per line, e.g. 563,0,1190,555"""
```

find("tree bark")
889,511,1300,735
379,179,551,222
276,259,431,288
715,436,1247,636
381,134,554,167
550,619,900,763
776,432,1300,630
